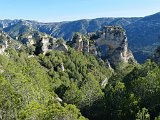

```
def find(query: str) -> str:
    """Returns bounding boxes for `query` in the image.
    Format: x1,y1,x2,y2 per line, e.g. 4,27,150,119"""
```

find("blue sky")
0,0,160,22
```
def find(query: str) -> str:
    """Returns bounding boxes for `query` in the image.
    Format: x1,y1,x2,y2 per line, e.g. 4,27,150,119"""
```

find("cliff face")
19,35,35,46
70,33,90,53
69,26,136,67
35,34,68,55
0,30,10,54
96,26,136,67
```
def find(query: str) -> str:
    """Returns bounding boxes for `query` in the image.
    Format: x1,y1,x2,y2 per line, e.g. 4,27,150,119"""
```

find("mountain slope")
126,12,160,63
1,15,160,120
1,12,160,63
3,20,35,39
0,17,140,40
36,17,140,40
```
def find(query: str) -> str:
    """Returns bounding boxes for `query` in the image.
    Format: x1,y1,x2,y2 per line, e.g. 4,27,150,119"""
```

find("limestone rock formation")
60,63,65,71
35,34,68,54
20,35,35,46
0,30,10,54
96,26,136,67
83,39,90,53
101,77,108,87
68,26,136,67
89,45,98,55
53,43,68,53
70,33,90,53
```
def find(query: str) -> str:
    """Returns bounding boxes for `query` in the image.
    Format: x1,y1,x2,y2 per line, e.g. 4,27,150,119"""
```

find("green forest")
0,44,160,120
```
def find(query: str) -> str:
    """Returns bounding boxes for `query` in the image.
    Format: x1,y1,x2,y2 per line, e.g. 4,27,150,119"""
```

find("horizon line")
0,12,159,23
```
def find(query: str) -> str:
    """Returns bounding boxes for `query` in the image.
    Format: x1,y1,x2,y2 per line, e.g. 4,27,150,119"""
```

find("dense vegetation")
0,46,112,120
0,43,160,120
0,48,88,120
1,18,160,119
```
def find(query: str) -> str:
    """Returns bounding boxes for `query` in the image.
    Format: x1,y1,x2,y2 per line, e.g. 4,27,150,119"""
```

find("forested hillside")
0,17,160,120
0,38,160,120
0,46,112,119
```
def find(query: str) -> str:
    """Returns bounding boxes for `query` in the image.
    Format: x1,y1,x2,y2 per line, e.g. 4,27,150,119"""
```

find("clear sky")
0,0,160,22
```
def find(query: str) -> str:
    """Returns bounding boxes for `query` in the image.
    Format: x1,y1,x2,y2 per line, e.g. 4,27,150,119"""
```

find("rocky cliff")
96,26,136,67
0,30,22,54
0,30,10,54
35,34,68,54
69,33,90,53
0,24,136,68
69,26,136,67
1,12,160,63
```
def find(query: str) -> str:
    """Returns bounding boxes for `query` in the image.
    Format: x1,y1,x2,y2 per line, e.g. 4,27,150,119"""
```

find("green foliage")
63,84,84,107
155,116,160,120
136,108,150,120
43,103,87,120
99,59,160,120
104,81,139,120
0,48,88,120
1,42,160,120
37,48,113,119
0,76,21,120
56,38,64,44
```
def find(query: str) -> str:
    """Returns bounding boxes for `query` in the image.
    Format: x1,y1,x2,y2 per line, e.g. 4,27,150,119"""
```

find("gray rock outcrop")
35,34,68,54
96,26,136,67
71,33,89,53
20,35,35,46
0,30,10,54
66,26,136,68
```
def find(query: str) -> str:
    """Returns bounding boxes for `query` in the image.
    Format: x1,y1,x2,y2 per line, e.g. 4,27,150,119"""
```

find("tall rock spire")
96,26,136,67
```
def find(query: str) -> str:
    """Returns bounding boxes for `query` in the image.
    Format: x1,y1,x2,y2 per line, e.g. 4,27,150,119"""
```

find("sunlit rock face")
35,34,68,55
0,30,10,54
67,26,136,67
96,26,136,67
71,33,90,53
20,35,35,46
